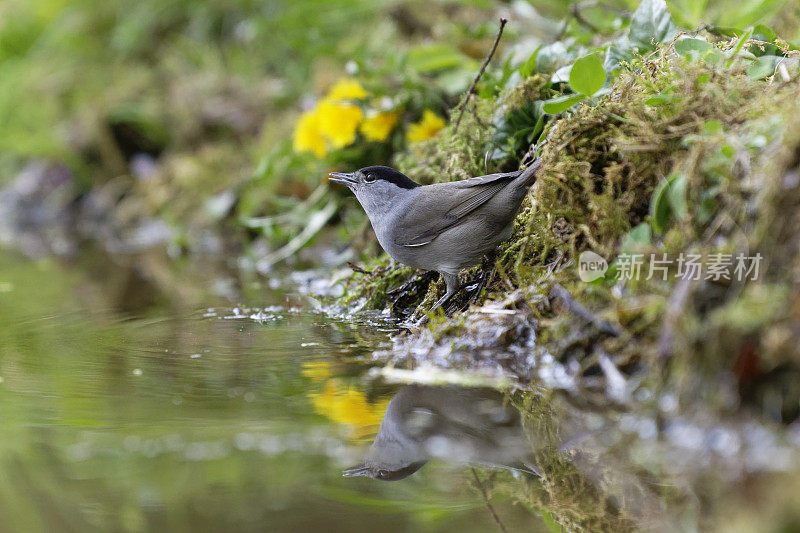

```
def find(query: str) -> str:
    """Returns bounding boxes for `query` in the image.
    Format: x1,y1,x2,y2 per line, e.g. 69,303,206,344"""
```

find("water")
7,249,800,532
0,251,539,532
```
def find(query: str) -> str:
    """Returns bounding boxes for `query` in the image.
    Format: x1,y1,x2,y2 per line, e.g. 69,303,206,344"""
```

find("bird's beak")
342,464,370,477
328,172,357,186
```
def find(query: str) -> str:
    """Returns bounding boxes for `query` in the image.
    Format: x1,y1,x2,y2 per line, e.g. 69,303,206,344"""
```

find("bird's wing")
394,171,521,247
450,169,524,188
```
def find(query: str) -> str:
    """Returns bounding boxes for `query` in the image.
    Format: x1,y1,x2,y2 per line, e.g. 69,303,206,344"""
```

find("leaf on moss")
542,93,586,114
628,0,679,49
569,54,606,96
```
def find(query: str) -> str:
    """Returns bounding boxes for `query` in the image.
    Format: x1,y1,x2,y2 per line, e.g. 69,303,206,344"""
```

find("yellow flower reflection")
304,361,388,441
406,109,446,143
301,361,333,381
292,109,326,157
360,110,399,142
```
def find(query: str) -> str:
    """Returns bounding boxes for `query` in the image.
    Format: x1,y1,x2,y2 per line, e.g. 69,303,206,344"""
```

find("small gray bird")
343,385,540,481
329,159,541,312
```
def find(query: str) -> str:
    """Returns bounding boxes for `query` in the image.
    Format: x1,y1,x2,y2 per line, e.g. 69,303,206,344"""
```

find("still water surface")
0,251,541,532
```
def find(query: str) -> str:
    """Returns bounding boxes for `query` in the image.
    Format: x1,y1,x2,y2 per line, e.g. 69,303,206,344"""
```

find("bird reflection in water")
343,385,540,481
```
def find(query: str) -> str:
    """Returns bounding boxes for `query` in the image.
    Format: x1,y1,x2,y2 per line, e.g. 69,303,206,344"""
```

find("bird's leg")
429,272,460,313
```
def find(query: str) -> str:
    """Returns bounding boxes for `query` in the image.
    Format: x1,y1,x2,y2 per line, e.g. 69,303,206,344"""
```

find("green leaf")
674,38,713,57
746,55,782,79
604,0,678,74
650,173,680,234
535,40,578,73
726,27,754,68
667,173,688,220
490,101,549,161
519,46,541,78
751,24,780,57
604,36,636,73
707,26,745,38
668,0,708,28
620,222,652,253
542,93,586,114
569,54,606,96
628,0,679,49
644,93,678,106
704,48,725,67
753,24,777,42
407,44,475,73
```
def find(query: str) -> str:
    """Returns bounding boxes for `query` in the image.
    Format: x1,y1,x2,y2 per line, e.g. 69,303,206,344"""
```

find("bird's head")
342,460,427,481
329,166,419,216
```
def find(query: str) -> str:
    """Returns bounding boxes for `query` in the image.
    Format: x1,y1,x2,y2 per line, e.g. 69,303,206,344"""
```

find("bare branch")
454,18,507,132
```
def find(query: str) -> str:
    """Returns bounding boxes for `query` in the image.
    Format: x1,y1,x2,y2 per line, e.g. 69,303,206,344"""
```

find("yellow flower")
325,79,368,102
292,109,326,157
360,110,400,142
317,101,363,148
406,109,446,143
292,79,371,156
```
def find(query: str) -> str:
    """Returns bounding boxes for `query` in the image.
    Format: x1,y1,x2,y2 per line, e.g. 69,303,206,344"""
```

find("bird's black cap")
359,166,419,190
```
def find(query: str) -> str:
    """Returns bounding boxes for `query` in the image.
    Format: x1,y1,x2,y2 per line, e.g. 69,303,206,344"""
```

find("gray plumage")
330,159,541,312
342,385,540,481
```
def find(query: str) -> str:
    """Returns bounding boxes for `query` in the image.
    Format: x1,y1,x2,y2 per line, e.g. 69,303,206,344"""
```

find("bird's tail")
517,157,542,187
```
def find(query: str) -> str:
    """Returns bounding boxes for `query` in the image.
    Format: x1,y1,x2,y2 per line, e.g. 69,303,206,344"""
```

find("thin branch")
347,262,388,277
559,1,630,39
471,468,508,533
454,18,507,132
571,4,599,33
549,283,622,336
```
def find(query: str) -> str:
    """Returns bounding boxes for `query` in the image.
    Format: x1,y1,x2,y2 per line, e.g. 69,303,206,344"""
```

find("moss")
508,393,638,532
325,39,800,532
348,48,793,316
392,94,498,184
341,39,800,420
340,37,800,421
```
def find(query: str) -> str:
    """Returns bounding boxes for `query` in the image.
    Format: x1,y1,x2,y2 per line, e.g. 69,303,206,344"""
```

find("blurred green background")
1,0,797,264
2,1,800,531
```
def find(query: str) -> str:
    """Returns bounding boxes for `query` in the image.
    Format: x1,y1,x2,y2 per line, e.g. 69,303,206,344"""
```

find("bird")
329,159,541,313
342,384,540,481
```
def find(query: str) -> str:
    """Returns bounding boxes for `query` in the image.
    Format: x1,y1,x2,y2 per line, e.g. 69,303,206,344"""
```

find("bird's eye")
378,469,389,479
364,173,376,183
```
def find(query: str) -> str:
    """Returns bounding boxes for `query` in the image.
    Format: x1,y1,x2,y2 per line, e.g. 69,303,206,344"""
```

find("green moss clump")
343,41,800,421
392,96,497,184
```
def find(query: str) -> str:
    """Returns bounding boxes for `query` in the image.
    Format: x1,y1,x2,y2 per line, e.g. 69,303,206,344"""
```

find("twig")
347,262,370,275
549,283,622,336
347,262,388,277
454,18,507,132
571,4,599,32
386,271,431,296
471,468,508,533
558,1,631,39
